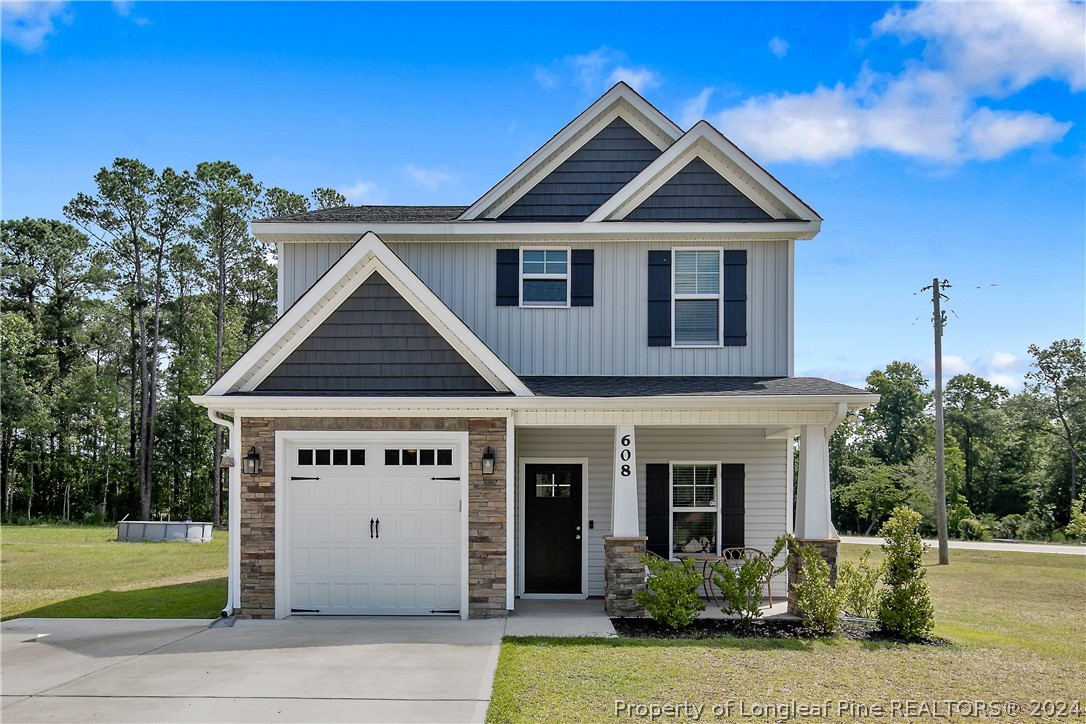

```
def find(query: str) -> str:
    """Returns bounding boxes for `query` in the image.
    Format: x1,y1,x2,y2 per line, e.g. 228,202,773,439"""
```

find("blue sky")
3,1,1083,390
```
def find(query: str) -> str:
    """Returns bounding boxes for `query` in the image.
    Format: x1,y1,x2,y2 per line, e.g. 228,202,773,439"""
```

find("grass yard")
488,545,1086,723
0,525,227,620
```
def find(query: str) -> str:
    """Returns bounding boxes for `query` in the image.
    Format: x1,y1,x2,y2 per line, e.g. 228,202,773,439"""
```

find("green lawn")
488,545,1086,723
0,525,227,620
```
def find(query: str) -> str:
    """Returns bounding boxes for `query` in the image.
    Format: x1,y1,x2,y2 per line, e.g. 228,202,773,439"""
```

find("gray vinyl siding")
626,158,774,222
281,240,790,377
499,118,662,221
515,427,788,597
257,273,493,393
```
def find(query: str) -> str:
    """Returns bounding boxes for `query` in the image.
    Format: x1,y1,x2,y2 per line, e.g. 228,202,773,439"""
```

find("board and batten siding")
280,240,791,377
515,426,789,597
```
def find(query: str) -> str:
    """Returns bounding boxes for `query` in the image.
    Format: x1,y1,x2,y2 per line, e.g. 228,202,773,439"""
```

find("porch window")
521,249,569,307
672,249,720,346
671,463,719,554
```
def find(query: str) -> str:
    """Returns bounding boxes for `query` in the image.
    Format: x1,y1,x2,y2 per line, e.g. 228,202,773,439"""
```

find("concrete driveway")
1,616,505,723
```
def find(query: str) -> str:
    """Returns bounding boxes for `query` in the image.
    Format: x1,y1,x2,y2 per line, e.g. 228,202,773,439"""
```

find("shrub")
1066,495,1086,541
877,506,935,639
633,554,706,629
957,517,991,541
710,535,789,629
838,548,882,619
791,544,846,634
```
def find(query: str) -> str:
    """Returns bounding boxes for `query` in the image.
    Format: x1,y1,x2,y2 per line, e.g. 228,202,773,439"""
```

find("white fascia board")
190,393,880,416
253,220,821,243
458,83,683,221
586,121,820,223
206,231,532,397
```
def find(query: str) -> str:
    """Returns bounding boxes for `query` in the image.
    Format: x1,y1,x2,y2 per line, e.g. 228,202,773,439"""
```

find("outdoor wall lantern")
242,446,262,475
481,447,496,475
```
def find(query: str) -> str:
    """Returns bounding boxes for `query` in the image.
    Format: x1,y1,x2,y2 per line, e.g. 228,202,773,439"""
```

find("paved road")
840,535,1086,556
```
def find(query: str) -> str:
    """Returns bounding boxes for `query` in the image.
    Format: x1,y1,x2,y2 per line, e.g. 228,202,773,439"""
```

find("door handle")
369,518,374,539
375,518,380,539
575,535,581,540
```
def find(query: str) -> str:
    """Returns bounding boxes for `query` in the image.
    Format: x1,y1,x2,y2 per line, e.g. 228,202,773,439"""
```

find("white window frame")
668,461,722,557
519,247,571,309
671,247,723,348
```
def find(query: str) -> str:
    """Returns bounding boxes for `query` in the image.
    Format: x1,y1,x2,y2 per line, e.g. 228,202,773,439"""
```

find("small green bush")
710,535,789,629
957,517,992,541
792,544,845,635
633,554,706,629
877,506,935,639
1066,495,1086,541
838,548,882,619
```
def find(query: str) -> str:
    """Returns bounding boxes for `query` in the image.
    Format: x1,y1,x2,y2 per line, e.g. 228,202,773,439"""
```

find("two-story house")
192,83,876,621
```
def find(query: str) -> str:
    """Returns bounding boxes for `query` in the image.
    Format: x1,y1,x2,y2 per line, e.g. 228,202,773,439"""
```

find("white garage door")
287,437,462,616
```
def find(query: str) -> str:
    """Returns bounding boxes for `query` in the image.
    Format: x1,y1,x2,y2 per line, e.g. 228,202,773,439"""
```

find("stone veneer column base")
787,538,840,616
603,536,647,617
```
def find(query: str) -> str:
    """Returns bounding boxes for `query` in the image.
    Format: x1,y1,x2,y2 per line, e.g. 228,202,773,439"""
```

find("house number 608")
619,434,633,476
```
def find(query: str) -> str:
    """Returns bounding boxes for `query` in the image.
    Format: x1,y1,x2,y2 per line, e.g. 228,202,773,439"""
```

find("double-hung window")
520,248,570,307
672,249,721,346
670,463,719,555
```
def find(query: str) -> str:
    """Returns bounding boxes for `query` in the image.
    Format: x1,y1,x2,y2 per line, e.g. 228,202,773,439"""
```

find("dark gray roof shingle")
521,376,868,397
258,205,468,224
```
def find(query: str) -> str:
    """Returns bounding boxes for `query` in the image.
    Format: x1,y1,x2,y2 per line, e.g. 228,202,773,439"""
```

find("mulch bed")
610,617,950,646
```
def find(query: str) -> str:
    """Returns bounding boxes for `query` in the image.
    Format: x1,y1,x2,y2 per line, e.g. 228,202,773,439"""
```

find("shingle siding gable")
626,157,773,222
256,272,495,393
499,117,661,222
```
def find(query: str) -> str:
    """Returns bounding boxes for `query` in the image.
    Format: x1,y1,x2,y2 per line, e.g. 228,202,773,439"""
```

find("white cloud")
768,36,789,59
989,352,1018,371
111,1,132,17
340,180,385,205
712,1,1083,163
1,1,70,51
536,46,662,94
680,88,713,129
941,355,974,376
988,374,1020,392
609,66,660,93
403,165,458,192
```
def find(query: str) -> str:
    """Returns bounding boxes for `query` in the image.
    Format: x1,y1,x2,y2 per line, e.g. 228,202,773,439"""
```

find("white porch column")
795,424,834,540
612,425,639,536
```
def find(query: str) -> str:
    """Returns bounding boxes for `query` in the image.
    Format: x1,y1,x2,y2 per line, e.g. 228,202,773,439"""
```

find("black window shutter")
722,250,747,346
496,249,519,306
570,249,594,306
645,463,670,557
720,463,745,548
647,251,671,346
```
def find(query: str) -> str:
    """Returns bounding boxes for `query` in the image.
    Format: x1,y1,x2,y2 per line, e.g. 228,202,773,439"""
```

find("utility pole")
927,278,951,565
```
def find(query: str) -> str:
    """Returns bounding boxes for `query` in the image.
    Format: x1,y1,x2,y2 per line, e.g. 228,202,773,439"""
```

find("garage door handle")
431,476,460,481
375,518,380,539
291,476,320,481
369,518,374,539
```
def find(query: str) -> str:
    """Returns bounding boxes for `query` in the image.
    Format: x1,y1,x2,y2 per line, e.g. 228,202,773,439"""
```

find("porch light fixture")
481,447,496,475
242,446,262,475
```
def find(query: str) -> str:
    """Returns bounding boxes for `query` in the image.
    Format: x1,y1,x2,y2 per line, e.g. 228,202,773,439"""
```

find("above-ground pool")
117,521,213,543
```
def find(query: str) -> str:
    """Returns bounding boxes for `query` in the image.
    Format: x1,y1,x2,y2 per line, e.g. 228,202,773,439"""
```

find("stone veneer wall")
238,416,508,619
603,536,647,617
787,538,840,616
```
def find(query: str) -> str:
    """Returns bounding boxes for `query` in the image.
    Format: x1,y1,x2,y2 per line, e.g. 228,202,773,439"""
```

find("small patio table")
675,548,775,608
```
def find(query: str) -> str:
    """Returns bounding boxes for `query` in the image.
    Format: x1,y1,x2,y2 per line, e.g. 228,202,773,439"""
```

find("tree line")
1,158,343,526
2,159,1084,541
831,344,1086,542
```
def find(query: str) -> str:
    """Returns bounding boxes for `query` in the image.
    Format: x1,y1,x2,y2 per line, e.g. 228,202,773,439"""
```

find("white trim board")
517,457,591,599
586,121,821,224
459,83,683,221
207,231,532,397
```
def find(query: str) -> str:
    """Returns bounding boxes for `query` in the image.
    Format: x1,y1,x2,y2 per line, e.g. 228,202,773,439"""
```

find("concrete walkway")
840,535,1086,555
1,601,617,724
2,616,506,723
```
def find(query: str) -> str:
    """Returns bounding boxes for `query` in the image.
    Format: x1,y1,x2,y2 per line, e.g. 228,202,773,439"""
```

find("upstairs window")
672,249,720,346
521,249,569,307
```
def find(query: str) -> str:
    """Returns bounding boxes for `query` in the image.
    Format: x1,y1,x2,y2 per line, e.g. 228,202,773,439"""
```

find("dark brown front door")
524,463,582,594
